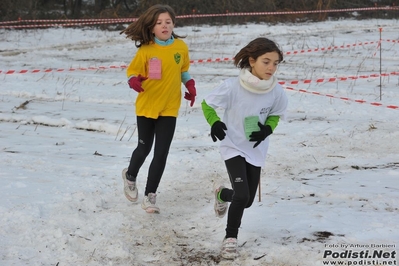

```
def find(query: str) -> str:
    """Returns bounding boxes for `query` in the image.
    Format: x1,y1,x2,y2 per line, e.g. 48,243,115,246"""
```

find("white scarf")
239,68,277,94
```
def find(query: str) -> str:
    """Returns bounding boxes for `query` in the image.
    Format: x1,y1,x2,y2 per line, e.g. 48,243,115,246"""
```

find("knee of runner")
245,199,255,208
136,141,152,156
233,194,250,206
153,150,169,162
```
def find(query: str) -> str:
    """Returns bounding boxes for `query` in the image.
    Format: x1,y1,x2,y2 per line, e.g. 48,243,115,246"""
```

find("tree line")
0,0,397,23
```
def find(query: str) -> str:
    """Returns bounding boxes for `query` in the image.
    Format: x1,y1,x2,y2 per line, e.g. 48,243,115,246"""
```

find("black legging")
127,116,176,196
220,156,261,239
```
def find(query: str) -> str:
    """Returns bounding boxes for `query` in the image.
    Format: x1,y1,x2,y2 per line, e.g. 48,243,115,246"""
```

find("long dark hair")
234,37,283,69
120,4,184,48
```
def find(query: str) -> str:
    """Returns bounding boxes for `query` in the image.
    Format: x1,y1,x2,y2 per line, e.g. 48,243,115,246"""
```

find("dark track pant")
219,156,261,239
127,116,176,196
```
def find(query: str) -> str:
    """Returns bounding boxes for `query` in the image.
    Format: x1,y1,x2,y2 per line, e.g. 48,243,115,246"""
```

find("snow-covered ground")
0,18,398,265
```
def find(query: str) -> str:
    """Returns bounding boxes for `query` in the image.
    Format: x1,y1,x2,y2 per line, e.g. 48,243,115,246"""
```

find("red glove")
128,75,148,93
184,79,196,107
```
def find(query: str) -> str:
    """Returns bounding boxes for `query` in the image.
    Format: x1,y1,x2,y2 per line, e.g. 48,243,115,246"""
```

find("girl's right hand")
211,121,227,142
128,75,148,93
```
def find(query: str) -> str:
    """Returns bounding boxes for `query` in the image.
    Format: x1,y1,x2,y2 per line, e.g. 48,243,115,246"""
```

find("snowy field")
0,18,399,265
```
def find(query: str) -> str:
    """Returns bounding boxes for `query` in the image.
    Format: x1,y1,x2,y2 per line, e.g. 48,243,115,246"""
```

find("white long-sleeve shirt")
204,70,288,167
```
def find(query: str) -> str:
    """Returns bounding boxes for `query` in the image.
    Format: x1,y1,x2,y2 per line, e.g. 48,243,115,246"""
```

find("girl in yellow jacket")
120,4,196,213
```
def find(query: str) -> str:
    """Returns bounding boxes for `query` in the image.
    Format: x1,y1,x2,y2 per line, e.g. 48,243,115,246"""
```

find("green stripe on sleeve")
265,116,280,132
201,100,221,126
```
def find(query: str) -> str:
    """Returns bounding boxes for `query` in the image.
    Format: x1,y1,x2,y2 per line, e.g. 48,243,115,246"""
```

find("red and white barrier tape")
0,20,135,29
1,38,395,75
385,39,399,44
192,39,394,63
0,65,128,75
190,57,232,64
177,7,399,18
279,72,399,86
0,18,136,25
284,85,399,110
191,41,380,63
285,41,379,55
1,7,398,29
2,64,398,85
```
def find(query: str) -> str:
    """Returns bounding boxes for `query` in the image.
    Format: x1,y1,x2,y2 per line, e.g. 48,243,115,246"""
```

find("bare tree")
95,0,106,13
1,0,395,23
63,0,82,18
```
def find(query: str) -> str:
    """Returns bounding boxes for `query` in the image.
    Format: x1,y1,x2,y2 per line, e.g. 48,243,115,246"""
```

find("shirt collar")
239,68,277,94
154,36,174,46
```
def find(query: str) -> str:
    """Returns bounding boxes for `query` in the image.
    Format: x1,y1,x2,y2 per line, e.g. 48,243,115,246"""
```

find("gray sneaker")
221,237,237,259
122,168,138,202
141,193,160,213
214,186,228,218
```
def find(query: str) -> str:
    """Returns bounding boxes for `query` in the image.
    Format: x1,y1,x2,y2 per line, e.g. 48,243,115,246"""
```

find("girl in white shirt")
201,37,288,259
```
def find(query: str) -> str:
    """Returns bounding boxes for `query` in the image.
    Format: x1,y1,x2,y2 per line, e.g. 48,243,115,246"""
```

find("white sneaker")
141,193,160,213
122,168,138,202
221,237,238,260
214,186,228,218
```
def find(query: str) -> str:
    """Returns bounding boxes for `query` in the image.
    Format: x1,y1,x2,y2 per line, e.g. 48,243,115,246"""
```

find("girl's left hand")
249,122,272,148
184,79,196,107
